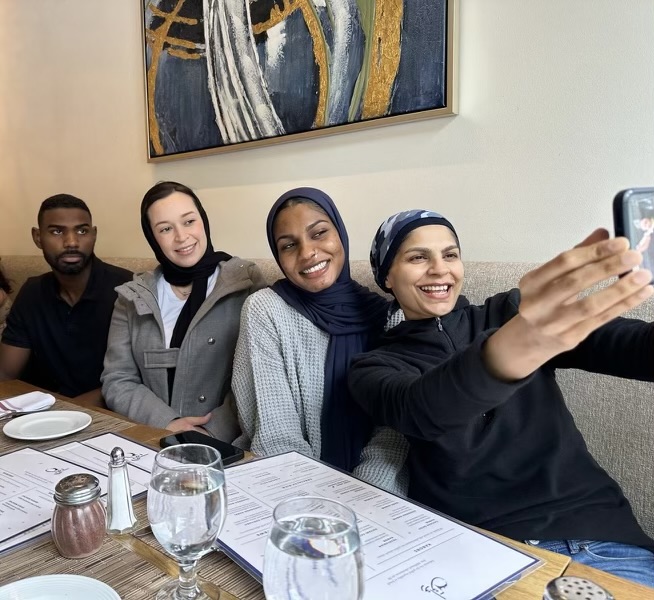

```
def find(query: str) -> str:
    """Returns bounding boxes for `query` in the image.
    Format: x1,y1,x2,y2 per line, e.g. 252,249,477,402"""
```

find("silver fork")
0,407,51,421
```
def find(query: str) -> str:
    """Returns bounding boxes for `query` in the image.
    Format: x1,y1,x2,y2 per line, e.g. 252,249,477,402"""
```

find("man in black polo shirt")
0,194,132,403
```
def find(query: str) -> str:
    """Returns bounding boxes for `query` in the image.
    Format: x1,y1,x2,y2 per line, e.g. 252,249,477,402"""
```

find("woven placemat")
0,533,171,599
132,501,264,600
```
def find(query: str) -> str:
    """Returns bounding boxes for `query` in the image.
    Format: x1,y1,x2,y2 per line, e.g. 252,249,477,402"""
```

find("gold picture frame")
142,0,458,162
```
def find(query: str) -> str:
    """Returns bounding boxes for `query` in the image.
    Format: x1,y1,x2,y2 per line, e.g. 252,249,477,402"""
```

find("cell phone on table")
613,187,654,282
159,431,245,466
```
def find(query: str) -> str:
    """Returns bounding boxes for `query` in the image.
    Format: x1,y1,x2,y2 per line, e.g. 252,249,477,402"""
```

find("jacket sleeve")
349,331,532,442
232,293,316,457
550,316,654,381
101,296,180,428
352,427,409,496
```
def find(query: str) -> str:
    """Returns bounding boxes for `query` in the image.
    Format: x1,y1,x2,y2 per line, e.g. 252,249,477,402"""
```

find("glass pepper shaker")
106,446,137,535
51,473,106,559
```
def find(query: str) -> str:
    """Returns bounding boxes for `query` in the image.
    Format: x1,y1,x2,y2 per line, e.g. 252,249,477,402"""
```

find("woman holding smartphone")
232,187,408,493
102,181,265,439
349,209,654,586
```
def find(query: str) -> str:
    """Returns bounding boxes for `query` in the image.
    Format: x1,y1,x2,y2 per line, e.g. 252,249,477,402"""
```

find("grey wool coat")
101,257,266,441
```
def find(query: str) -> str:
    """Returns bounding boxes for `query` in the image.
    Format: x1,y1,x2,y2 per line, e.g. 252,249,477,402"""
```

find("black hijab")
141,182,231,395
267,187,389,471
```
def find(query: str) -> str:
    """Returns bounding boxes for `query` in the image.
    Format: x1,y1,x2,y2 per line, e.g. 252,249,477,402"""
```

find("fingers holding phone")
484,230,653,382
519,234,646,326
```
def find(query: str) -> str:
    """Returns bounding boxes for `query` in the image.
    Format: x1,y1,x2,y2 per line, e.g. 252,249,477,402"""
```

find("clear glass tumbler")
263,496,364,600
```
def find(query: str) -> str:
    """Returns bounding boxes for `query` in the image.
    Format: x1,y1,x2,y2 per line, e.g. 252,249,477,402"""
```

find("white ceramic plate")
2,410,92,441
0,574,120,600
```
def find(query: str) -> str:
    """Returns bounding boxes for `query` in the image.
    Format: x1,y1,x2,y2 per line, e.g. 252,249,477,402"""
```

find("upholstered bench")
2,255,653,538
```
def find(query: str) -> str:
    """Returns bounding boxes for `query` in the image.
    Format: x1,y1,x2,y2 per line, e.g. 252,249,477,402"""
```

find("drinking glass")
263,496,364,600
147,443,227,600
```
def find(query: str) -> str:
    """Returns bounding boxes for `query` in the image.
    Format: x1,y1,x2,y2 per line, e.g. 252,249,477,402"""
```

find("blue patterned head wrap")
370,210,459,293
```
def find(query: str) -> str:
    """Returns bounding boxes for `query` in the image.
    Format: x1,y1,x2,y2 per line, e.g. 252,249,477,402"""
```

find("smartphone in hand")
160,431,245,466
613,187,654,281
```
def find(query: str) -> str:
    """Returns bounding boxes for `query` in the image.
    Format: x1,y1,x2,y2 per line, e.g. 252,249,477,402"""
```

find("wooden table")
0,380,646,599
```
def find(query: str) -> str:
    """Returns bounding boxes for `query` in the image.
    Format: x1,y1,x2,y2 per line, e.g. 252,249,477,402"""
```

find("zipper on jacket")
435,317,456,350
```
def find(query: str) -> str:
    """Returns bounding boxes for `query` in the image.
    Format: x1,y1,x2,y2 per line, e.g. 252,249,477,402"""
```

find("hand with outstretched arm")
483,229,653,381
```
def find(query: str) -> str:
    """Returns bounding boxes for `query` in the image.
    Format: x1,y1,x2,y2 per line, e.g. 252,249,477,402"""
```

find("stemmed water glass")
262,496,364,600
147,443,227,600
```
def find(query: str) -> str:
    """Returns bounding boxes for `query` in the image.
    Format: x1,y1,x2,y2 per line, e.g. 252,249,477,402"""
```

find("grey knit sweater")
232,288,409,495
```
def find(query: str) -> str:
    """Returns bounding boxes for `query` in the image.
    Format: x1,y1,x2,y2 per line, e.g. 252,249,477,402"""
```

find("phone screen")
622,189,654,275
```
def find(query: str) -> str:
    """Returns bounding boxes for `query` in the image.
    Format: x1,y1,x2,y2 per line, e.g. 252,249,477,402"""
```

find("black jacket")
349,290,654,547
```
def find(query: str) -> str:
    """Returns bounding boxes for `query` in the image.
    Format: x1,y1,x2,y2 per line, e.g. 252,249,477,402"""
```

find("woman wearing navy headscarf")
233,187,408,493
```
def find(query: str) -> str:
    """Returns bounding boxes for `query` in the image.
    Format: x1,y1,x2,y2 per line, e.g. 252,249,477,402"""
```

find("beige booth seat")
2,255,653,539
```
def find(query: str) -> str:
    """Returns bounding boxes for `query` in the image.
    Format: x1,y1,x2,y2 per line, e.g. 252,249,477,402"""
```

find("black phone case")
613,190,629,239
159,432,245,465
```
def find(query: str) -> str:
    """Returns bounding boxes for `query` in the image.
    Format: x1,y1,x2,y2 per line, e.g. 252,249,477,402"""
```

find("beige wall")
1,1,653,263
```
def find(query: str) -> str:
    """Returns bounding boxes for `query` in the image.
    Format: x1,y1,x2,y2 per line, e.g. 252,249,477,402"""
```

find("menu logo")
45,467,70,475
421,576,448,598
124,452,148,462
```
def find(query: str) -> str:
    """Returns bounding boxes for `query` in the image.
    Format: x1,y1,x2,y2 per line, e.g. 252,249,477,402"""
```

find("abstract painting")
142,0,457,161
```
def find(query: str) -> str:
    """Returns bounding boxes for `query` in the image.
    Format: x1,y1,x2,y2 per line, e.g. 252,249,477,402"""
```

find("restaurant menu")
219,452,542,600
0,433,157,554
1,439,541,599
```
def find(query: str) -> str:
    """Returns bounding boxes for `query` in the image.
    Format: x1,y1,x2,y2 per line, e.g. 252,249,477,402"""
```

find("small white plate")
2,410,92,441
0,574,120,599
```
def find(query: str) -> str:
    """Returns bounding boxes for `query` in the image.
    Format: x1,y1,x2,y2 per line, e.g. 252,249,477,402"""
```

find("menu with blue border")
218,451,542,600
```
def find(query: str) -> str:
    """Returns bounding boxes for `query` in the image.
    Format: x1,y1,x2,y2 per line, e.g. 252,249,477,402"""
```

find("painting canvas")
143,0,457,161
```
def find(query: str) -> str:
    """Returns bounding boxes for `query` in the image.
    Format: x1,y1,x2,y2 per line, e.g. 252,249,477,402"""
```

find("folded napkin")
0,391,56,416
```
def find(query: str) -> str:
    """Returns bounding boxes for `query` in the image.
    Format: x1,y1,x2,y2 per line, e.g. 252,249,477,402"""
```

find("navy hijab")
266,187,389,471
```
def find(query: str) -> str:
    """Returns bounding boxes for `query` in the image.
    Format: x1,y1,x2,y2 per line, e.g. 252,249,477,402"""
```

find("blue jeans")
525,539,654,589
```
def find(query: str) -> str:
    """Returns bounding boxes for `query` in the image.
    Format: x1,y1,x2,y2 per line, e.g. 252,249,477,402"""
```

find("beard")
46,251,93,275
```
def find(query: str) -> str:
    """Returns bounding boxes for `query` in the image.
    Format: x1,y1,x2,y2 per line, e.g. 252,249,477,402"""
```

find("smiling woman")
232,187,409,494
271,200,346,294
348,209,654,587
101,181,266,441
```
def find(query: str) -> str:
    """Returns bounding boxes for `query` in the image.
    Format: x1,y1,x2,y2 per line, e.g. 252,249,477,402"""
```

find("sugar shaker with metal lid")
106,446,137,535
544,576,614,600
51,473,106,558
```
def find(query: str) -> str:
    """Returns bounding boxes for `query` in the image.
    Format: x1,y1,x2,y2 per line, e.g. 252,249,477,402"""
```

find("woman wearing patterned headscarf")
233,187,408,493
102,181,265,439
349,210,654,587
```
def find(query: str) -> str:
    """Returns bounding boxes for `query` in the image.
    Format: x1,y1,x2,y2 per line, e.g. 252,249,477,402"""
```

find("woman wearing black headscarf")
102,181,265,440
233,187,408,493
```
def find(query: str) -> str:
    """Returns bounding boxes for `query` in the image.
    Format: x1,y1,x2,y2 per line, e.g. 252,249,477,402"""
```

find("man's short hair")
38,194,92,227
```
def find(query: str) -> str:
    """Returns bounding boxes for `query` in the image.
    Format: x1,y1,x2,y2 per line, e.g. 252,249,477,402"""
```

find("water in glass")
147,443,227,600
149,468,226,559
263,497,363,600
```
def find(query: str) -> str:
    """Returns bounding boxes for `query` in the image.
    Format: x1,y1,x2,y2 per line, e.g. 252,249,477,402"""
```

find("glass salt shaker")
544,576,614,600
106,446,137,535
51,473,106,558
